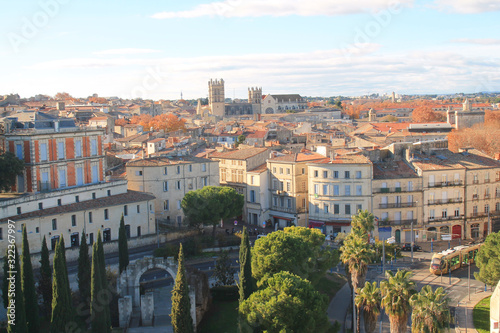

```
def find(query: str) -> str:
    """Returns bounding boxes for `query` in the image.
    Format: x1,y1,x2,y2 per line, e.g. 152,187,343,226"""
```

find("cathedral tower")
208,78,225,117
248,87,262,114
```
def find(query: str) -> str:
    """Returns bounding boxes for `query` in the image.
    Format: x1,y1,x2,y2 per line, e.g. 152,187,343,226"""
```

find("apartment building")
307,154,372,237
246,163,269,227
266,151,326,228
372,161,423,243
126,156,219,226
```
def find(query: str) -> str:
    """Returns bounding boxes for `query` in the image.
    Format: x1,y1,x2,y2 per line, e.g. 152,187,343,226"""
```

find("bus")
429,243,482,275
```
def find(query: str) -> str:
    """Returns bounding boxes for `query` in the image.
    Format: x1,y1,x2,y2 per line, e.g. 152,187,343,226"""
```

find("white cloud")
451,38,500,45
433,0,500,13
93,48,162,55
151,0,412,18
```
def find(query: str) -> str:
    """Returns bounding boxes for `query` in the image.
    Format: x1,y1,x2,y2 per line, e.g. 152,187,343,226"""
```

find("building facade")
246,163,269,227
262,94,307,114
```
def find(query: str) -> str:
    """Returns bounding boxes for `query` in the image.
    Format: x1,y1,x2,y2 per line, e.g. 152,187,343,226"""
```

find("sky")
1,0,500,100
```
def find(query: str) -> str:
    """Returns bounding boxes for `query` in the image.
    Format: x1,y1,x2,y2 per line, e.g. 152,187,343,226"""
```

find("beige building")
126,156,219,226
0,180,155,254
267,151,326,228
307,154,373,237
246,163,269,227
372,161,423,243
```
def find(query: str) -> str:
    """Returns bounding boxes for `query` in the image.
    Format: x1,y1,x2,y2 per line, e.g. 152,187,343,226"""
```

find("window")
429,209,435,219
315,205,320,214
0,228,2,240
16,207,21,215
345,185,351,196
103,229,111,242
137,205,140,213
473,174,478,184
279,168,283,174
90,139,97,156
75,140,82,157
91,165,99,184
52,219,57,230
273,180,278,190
176,165,181,174
250,190,255,203
454,208,460,217
76,166,84,186
124,205,128,216
137,226,141,237
221,169,226,182
273,167,276,173
286,168,290,175
334,204,340,214
59,169,66,188
357,204,362,212
71,215,76,227
485,204,490,213
334,171,339,179
177,200,181,209
356,171,362,179
287,198,292,208
36,227,39,233
345,171,350,179
442,209,447,218
408,181,413,191
302,168,305,174
286,181,291,192
202,177,208,186
202,163,207,172
107,190,111,196
314,170,318,178
323,184,328,195
334,185,339,195
89,212,93,223
250,176,254,185
104,209,109,220
40,143,48,161
345,204,351,215
16,144,23,159
164,200,169,210
188,164,192,172
125,225,131,239
135,170,143,176
58,141,65,159
496,202,500,212
356,185,362,196
92,193,96,199
176,180,181,190
323,171,328,178
89,233,94,245
324,203,329,213
485,173,490,182
163,181,169,192
314,184,319,194
39,202,43,210
273,196,278,206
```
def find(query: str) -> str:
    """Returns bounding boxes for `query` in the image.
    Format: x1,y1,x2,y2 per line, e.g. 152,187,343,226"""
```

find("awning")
271,215,293,221
308,220,325,228
325,221,351,227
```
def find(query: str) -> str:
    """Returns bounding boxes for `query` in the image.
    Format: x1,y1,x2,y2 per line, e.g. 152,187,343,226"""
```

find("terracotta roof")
373,161,419,179
246,131,267,139
269,151,325,163
248,163,268,173
410,149,500,171
311,153,372,165
209,148,268,160
126,155,213,167
0,191,155,223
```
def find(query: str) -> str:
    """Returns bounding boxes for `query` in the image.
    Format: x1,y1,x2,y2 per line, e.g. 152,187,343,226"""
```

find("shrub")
210,285,239,301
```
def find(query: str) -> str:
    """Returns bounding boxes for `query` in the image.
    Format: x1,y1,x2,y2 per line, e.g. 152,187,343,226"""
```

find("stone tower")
454,98,484,130
368,108,376,122
208,78,225,117
196,98,203,115
248,87,262,114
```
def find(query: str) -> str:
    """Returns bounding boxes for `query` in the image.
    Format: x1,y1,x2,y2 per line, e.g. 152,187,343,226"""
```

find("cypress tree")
238,227,255,302
50,236,74,333
7,246,28,333
96,231,111,332
38,236,52,318
118,215,129,274
90,242,106,333
170,244,194,333
20,225,40,333
77,232,91,319
2,250,8,309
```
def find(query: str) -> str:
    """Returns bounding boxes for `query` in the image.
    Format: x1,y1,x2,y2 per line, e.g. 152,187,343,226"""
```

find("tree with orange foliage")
150,114,186,133
114,118,129,127
411,106,444,123
130,114,153,129
448,115,500,157
54,92,73,100
88,96,108,104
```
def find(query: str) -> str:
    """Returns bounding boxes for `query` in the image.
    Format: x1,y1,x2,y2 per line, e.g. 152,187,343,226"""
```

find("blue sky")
1,0,499,100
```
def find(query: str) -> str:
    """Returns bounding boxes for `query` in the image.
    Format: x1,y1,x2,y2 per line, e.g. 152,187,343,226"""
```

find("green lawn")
198,299,239,333
473,295,490,333
317,272,348,301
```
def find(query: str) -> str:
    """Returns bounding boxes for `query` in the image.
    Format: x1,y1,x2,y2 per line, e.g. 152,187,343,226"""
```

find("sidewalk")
327,283,352,332
455,288,492,333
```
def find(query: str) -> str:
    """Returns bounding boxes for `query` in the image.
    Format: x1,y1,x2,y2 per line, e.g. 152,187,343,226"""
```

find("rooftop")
373,161,419,179
209,147,268,160
126,155,213,167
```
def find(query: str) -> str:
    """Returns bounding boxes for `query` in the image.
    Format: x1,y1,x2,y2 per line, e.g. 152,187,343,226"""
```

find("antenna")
180,91,183,100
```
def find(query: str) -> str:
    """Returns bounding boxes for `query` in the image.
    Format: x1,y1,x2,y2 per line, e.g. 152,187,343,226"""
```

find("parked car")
401,243,422,252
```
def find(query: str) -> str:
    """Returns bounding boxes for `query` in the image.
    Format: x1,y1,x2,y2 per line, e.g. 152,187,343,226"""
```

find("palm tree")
380,270,416,333
351,209,375,235
410,285,450,333
340,232,374,332
355,281,381,333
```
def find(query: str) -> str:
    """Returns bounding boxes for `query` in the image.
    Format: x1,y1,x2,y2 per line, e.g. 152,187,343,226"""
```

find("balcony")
472,194,479,200
379,202,416,209
379,219,417,226
428,180,463,188
428,215,464,223
271,206,295,214
427,198,463,205
374,186,421,194
38,181,52,193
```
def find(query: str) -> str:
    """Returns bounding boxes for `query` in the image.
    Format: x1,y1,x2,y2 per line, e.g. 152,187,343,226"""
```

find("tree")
0,152,25,192
475,231,500,286
7,246,28,333
21,225,39,333
355,281,381,333
252,227,338,286
90,241,106,333
77,232,91,318
95,231,111,332
118,215,129,274
182,186,244,237
380,270,416,333
410,285,450,333
50,236,75,333
351,209,375,237
170,244,194,333
239,271,329,333
213,251,235,286
235,134,246,147
411,105,443,123
38,236,52,318
238,227,255,302
54,92,73,100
